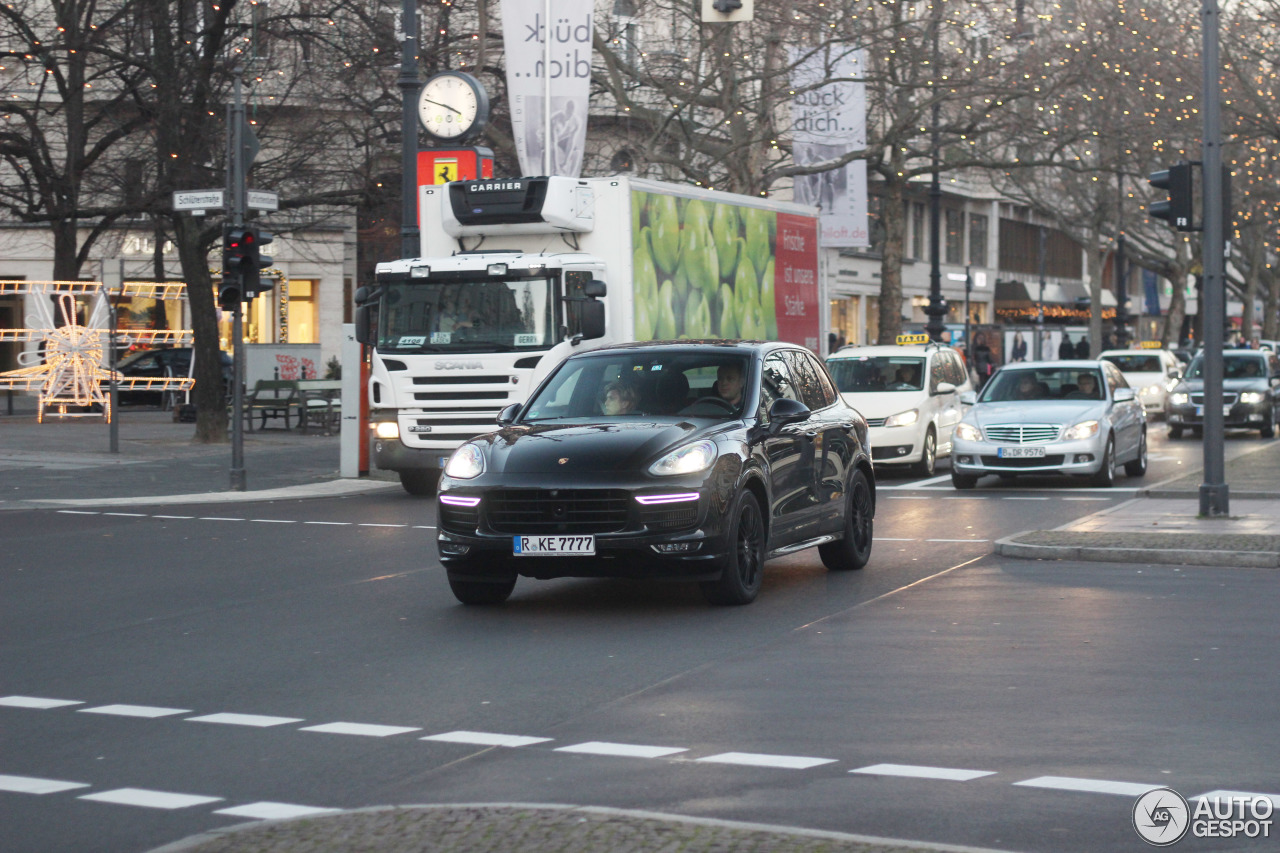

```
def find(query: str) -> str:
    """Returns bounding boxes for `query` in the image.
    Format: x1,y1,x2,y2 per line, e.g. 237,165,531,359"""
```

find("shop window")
283,279,318,343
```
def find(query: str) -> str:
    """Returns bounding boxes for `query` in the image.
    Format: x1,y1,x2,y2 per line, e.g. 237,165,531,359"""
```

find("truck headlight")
884,408,920,428
954,422,982,442
1064,420,1099,440
373,421,399,439
444,443,485,479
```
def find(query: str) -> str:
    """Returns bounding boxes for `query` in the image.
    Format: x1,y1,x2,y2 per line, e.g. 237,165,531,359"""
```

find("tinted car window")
785,350,831,410
760,352,799,419
827,355,925,392
1102,354,1162,372
1187,354,1268,379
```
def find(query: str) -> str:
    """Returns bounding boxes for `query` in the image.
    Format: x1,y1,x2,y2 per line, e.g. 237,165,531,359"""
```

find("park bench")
244,379,301,430
296,379,343,434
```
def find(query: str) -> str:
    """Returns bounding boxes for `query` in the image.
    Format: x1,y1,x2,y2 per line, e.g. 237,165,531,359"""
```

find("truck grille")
984,424,1060,443
486,489,631,534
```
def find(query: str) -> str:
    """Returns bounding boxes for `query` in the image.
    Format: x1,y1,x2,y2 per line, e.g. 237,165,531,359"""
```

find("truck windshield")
376,277,555,352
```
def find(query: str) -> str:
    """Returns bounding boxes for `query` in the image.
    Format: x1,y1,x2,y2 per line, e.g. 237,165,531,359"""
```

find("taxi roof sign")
896,333,930,346
1138,341,1163,349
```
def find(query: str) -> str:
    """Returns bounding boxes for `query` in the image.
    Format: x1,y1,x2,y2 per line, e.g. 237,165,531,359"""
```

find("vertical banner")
789,47,868,248
502,2,593,177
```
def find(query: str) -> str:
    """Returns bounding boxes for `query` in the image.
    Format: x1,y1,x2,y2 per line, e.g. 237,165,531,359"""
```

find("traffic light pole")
229,72,247,492
1199,0,1227,516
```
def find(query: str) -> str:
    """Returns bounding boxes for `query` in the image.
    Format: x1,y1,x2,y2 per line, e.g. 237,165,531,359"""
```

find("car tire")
1091,437,1115,487
701,490,766,606
1124,429,1148,477
448,573,517,605
399,469,439,497
1191,426,1203,438
1168,426,1183,439
951,469,977,490
819,468,874,572
911,428,937,477
1262,410,1275,439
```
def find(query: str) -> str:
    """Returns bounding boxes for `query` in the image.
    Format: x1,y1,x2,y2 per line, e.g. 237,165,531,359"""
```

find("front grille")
413,375,512,385
413,391,510,401
1191,393,1238,405
984,424,1060,443
487,489,631,534
640,505,700,532
864,417,887,428
439,504,480,533
980,454,1066,468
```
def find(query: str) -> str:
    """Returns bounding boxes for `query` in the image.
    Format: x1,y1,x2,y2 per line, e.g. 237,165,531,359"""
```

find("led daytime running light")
635,493,700,505
439,494,481,507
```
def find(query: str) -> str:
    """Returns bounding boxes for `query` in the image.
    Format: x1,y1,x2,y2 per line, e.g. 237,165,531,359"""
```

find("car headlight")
649,439,717,476
444,443,485,479
1240,391,1266,404
1141,384,1163,397
1170,392,1189,405
954,422,982,442
1063,420,1100,440
883,408,920,428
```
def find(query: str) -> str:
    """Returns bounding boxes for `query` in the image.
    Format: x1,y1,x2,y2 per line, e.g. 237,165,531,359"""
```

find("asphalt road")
3,432,1278,852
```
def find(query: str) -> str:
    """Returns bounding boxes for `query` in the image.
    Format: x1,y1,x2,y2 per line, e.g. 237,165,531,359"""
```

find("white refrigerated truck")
355,175,822,494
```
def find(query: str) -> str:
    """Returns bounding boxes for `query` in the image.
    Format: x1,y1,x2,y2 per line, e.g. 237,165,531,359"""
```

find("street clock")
418,71,490,142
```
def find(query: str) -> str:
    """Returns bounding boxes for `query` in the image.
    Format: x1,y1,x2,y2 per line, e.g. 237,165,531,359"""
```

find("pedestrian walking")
1059,334,1075,360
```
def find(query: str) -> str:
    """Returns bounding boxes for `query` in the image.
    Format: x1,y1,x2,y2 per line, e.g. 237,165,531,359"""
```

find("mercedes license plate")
997,446,1046,459
513,535,596,556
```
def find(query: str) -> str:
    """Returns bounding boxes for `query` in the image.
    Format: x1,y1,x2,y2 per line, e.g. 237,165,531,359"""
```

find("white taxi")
825,338,972,476
1098,346,1183,418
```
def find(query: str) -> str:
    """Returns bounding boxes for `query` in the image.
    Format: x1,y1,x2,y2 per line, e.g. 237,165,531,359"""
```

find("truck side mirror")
579,299,605,342
583,279,607,298
354,285,372,305
355,303,373,345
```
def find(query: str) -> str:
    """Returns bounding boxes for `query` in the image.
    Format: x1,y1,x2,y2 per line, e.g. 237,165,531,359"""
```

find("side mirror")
583,279,607,298
1114,387,1136,402
578,299,605,342
354,303,373,345
934,381,956,396
354,285,372,305
497,403,521,426
767,397,811,432
959,390,977,405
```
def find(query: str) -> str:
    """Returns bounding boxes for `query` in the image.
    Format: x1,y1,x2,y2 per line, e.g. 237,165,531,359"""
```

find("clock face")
418,72,488,141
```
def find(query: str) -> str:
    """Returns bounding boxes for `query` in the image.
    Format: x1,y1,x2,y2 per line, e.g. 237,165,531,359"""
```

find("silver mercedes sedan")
950,360,1147,489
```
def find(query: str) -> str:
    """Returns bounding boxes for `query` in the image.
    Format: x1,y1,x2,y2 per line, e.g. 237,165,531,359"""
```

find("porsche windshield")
376,277,554,352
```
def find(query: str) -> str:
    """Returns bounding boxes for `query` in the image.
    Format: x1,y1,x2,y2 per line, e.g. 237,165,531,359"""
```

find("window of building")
283,279,318,343
911,202,926,260
945,208,964,265
969,213,988,268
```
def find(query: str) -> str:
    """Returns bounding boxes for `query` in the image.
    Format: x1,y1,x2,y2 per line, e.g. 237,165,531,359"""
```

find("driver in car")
715,363,744,408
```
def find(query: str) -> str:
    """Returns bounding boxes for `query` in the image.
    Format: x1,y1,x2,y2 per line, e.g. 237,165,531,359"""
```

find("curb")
3,478,400,509
993,533,1280,568
145,802,1015,853
1140,489,1280,500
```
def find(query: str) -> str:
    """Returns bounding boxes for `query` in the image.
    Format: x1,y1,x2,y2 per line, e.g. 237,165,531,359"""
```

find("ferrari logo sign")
431,159,459,184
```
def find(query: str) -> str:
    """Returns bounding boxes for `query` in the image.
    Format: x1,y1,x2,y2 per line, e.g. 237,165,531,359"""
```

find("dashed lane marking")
215,802,338,820
103,512,147,517
251,519,297,524
154,515,195,519
555,741,687,759
359,523,407,528
304,521,351,526
696,752,837,770
852,763,996,782
1014,775,1161,797
299,722,422,738
187,713,305,728
78,788,223,810
0,774,90,794
198,517,245,522
0,695,82,709
422,731,552,748
78,704,191,719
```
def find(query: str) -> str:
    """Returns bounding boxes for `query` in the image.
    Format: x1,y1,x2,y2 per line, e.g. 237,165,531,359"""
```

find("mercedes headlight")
1240,391,1266,404
444,443,485,479
1063,420,1100,440
1141,384,1162,397
649,440,717,476
884,408,920,428
1170,392,1189,405
954,422,982,442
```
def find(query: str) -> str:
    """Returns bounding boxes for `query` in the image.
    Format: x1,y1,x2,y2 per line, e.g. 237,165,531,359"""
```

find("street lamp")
924,12,948,342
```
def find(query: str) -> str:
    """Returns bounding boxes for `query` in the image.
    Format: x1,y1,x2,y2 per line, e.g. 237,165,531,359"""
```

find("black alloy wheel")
912,428,937,477
1091,437,1115,487
701,490,766,606
1124,429,1148,476
819,468,874,571
448,573,517,605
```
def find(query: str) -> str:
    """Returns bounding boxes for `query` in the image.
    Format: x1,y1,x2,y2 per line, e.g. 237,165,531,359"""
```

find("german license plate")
1193,406,1232,417
513,535,596,556
997,446,1046,458
438,456,452,468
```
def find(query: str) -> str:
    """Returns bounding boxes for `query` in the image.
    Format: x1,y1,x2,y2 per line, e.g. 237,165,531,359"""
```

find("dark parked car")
1166,349,1280,438
112,347,233,406
436,341,876,606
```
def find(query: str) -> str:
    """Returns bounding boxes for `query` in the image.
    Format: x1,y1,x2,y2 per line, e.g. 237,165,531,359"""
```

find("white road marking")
198,517,245,522
56,510,99,515
299,722,422,738
1002,497,1049,501
879,474,952,489
0,774,90,794
0,695,82,709
304,521,351,526
1193,790,1280,809
250,519,296,524
696,752,837,770
358,523,407,528
79,788,223,809
422,730,552,748
78,704,190,718
413,526,437,530
186,713,304,728
103,512,147,517
154,515,195,519
215,802,338,820
555,741,687,759
1014,775,1161,797
851,763,995,782
925,539,990,543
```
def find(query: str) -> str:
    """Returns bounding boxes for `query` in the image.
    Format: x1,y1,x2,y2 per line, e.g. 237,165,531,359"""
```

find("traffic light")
220,225,254,310
245,230,274,298
1148,163,1194,231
